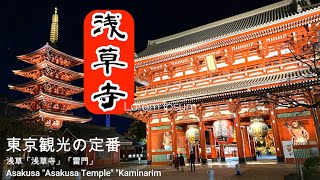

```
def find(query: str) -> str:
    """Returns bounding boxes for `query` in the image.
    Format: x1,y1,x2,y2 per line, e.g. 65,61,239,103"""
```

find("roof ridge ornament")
50,7,59,47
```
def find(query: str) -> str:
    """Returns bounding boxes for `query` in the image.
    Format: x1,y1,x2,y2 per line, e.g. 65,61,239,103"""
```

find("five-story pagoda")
8,7,91,130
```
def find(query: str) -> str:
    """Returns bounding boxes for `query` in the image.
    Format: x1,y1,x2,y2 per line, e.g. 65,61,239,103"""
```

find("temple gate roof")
137,0,319,59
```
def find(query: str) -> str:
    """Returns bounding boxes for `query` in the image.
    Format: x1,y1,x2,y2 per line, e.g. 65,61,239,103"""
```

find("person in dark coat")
189,151,196,172
174,155,179,171
179,153,185,172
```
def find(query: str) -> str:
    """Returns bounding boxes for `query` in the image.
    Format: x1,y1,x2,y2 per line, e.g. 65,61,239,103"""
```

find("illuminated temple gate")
131,0,320,165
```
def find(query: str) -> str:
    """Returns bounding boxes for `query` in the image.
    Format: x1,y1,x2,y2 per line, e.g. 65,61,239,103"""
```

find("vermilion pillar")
198,120,207,164
220,144,225,162
316,107,320,151
270,110,284,162
186,139,190,160
250,136,257,161
235,113,245,163
242,126,252,161
146,118,152,165
171,115,177,158
209,129,217,162
194,145,198,163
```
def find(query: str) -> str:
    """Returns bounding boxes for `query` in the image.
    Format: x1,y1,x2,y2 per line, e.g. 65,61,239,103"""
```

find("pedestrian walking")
179,153,185,172
189,151,196,172
174,155,179,171
256,150,262,157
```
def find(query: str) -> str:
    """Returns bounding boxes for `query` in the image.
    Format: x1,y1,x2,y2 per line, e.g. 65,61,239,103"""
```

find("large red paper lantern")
213,120,234,144
44,119,52,128
50,120,63,130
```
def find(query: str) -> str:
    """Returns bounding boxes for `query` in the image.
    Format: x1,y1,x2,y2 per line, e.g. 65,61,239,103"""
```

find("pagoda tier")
9,92,84,112
9,76,83,96
12,60,83,82
9,43,91,129
17,43,83,68
29,110,91,130
9,8,91,130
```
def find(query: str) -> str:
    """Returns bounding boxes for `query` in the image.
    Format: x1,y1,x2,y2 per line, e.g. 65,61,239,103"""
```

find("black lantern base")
201,159,207,164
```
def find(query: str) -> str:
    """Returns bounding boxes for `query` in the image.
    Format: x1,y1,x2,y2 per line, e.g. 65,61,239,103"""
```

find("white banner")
282,141,295,158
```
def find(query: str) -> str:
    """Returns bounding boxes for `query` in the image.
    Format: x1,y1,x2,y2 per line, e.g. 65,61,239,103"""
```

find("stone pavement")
12,163,296,180
119,163,296,180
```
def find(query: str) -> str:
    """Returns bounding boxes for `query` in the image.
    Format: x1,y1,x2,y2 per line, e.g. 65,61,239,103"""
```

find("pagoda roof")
12,60,83,80
16,43,84,67
134,68,314,104
9,92,84,107
33,110,91,123
8,76,83,95
136,0,320,59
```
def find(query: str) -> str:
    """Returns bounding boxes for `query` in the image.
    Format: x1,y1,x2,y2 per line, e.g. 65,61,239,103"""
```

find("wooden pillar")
250,136,257,161
146,117,152,165
270,110,284,162
307,91,320,153
195,104,207,164
220,144,225,162
194,144,200,163
242,126,252,161
316,107,320,148
209,129,218,162
170,112,177,157
198,120,207,164
186,139,190,160
234,112,245,163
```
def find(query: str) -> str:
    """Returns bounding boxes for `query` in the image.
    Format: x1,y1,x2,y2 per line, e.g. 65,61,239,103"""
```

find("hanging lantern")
213,120,234,144
185,125,200,146
248,116,268,141
44,118,52,128
50,119,63,130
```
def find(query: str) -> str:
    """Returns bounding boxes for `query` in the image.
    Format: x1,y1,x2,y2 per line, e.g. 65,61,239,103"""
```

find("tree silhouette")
124,120,146,142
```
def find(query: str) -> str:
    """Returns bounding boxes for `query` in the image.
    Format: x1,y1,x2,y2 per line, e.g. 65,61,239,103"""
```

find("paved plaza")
14,161,296,180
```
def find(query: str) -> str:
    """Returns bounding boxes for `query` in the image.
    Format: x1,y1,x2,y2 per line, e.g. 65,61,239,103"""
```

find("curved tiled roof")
17,43,84,67
137,0,318,59
9,76,83,92
9,92,84,106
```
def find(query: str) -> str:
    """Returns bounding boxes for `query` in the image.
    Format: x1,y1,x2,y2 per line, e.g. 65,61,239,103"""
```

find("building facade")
61,123,132,168
131,0,320,165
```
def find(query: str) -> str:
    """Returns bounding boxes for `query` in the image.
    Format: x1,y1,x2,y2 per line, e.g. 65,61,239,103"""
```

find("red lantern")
44,119,52,128
213,120,234,144
50,120,63,130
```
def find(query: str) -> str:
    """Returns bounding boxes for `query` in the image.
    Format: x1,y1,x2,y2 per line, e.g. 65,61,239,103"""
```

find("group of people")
256,149,272,157
256,150,262,157
174,151,196,172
